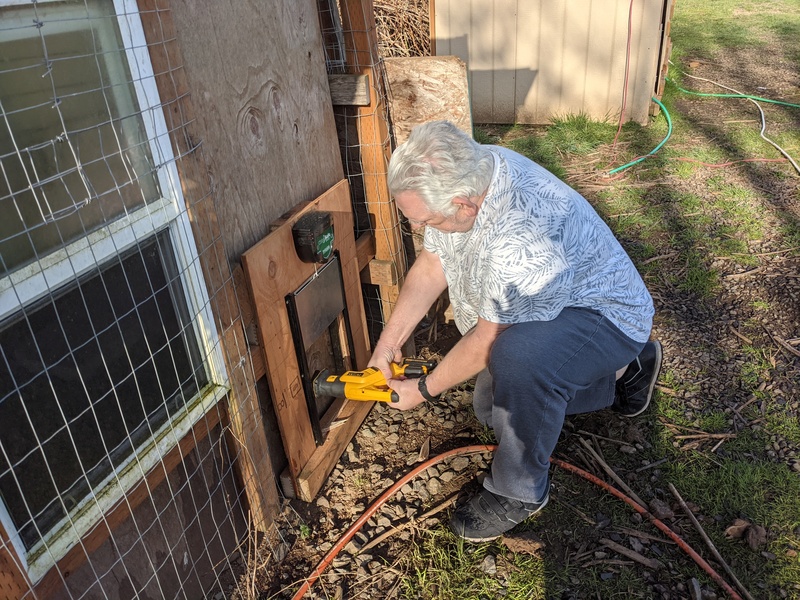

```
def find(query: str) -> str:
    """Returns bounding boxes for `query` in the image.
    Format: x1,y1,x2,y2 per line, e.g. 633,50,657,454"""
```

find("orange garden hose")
290,446,744,600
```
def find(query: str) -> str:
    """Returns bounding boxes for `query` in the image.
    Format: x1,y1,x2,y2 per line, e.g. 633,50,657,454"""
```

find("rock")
725,518,751,539
344,540,361,554
273,542,290,562
649,498,675,520
746,524,768,550
426,477,442,495
479,554,497,575
451,456,470,471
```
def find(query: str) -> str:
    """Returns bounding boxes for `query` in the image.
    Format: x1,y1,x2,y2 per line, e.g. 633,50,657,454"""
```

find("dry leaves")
724,518,769,550
502,531,546,555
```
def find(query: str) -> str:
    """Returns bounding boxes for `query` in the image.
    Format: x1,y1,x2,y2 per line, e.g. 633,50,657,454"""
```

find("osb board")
241,180,371,500
385,56,473,145
167,0,344,262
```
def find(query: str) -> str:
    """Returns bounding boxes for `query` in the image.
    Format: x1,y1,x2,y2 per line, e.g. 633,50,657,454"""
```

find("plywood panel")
137,0,279,536
242,180,371,500
434,0,668,125
167,0,344,263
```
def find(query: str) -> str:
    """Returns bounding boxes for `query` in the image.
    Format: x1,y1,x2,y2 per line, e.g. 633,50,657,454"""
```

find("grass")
399,528,547,599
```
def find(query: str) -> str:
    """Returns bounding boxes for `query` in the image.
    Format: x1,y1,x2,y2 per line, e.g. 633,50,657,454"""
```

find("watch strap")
417,374,439,402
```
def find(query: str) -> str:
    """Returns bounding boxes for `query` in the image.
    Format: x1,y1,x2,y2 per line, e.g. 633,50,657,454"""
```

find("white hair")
387,121,494,216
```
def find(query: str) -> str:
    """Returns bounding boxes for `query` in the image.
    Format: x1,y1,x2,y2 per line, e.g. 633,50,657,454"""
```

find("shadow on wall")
439,34,539,124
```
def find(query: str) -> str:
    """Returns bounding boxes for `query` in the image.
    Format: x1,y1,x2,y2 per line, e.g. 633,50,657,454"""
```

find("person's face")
394,190,478,234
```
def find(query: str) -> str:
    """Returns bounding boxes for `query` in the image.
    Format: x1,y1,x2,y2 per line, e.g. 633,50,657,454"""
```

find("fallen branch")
668,484,755,600
599,538,664,570
578,430,634,446
728,325,753,345
636,458,668,472
724,267,763,280
578,438,647,508
358,494,458,554
612,525,675,545
774,334,800,358
762,325,800,359
641,252,678,265
580,558,634,568
674,433,736,440
552,496,596,526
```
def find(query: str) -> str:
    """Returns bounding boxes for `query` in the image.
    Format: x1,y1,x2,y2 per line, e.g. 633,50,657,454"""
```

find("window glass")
0,0,160,276
0,231,208,550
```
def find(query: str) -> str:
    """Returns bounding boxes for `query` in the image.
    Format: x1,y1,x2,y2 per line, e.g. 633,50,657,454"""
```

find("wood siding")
433,0,669,124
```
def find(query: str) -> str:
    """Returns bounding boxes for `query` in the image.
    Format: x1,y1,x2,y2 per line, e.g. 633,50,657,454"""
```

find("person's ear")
453,196,479,217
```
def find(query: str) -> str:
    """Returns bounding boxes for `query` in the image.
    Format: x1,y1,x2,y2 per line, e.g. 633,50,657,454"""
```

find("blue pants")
474,307,646,504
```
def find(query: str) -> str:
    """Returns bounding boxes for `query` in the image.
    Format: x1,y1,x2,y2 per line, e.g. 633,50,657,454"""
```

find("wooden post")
137,0,279,531
339,0,407,325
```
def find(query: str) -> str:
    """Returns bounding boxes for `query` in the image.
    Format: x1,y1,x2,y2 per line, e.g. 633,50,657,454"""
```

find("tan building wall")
432,0,672,124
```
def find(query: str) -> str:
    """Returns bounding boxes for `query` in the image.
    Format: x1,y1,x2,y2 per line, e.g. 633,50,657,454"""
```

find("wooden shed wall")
433,0,668,125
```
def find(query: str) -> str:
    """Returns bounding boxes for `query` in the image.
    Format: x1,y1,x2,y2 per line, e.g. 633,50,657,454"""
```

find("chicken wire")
0,1,283,598
319,0,412,345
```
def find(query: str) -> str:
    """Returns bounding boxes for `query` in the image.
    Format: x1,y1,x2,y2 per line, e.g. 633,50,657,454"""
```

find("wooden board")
241,180,371,501
340,0,408,327
384,56,472,146
166,0,345,263
138,0,279,534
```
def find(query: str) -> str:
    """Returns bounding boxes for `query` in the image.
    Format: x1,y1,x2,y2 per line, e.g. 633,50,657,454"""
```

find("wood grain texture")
138,0,279,533
340,0,407,324
242,180,370,498
329,74,371,106
167,0,345,262
0,522,29,599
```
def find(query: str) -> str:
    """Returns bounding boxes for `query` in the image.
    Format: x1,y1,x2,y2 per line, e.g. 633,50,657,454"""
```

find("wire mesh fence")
0,1,283,598
1,0,416,597
320,0,412,347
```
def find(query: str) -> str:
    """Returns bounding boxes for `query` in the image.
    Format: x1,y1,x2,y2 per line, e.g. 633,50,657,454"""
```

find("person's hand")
386,377,426,411
367,342,403,381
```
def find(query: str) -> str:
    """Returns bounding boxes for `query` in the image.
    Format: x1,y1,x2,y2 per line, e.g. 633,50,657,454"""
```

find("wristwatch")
417,374,440,402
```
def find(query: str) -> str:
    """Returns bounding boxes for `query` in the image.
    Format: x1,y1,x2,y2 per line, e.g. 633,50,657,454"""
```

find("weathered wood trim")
329,74,371,106
0,522,29,599
355,231,376,273
340,0,408,327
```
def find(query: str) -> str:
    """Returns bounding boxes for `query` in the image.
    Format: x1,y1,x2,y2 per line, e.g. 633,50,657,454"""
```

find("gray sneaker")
449,486,549,542
613,340,663,417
